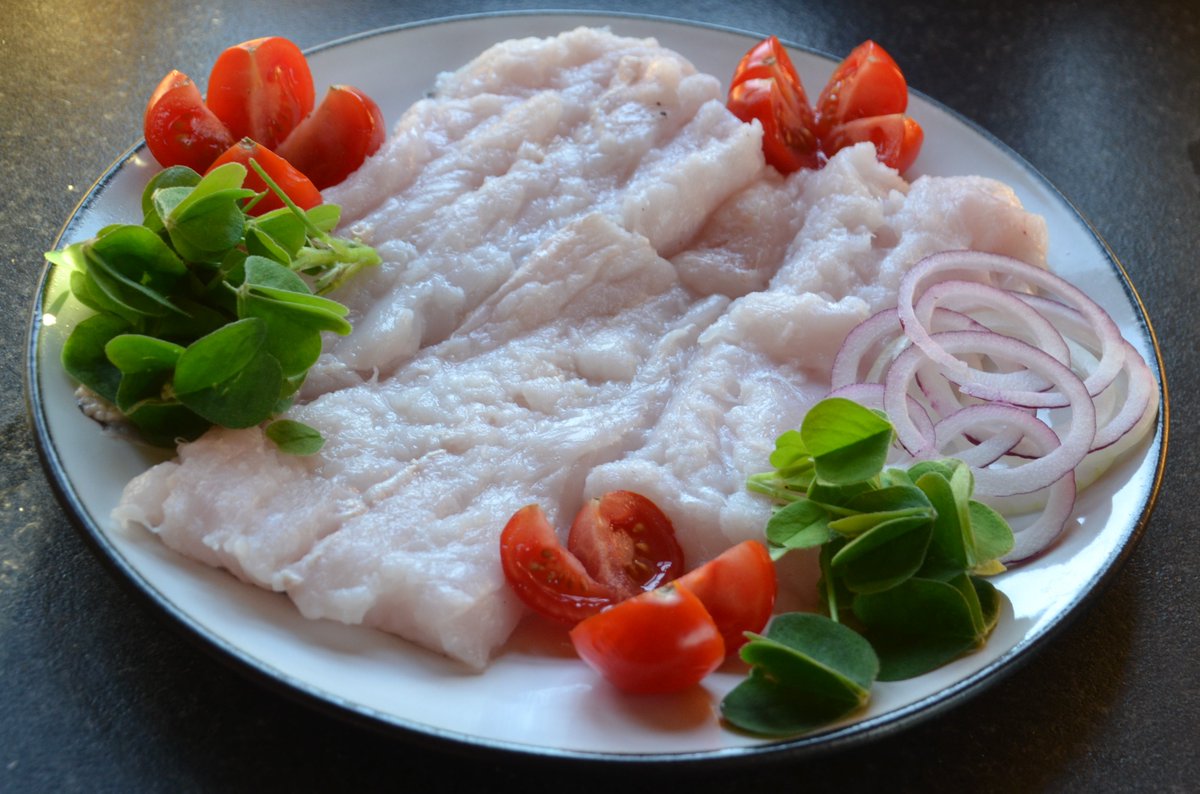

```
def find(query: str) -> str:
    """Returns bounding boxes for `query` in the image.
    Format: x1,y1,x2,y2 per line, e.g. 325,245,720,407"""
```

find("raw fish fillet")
114,28,1050,668
585,145,1048,599
116,214,727,668
306,26,764,396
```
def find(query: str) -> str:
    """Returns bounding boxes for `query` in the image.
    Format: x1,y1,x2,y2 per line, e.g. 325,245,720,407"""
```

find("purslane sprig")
723,397,1015,736
45,161,380,453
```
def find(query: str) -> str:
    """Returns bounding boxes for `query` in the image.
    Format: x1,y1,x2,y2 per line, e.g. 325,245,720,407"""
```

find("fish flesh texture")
113,28,1048,668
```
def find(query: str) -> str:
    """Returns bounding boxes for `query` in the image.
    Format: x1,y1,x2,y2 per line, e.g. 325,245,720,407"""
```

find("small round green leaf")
265,420,325,455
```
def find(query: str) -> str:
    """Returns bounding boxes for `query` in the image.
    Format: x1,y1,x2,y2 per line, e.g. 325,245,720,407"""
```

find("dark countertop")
2,1,1195,791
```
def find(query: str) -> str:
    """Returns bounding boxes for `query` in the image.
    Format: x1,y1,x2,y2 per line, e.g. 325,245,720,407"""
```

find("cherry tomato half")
814,40,910,141
499,504,618,625
569,584,725,694
726,36,820,173
143,70,235,172
207,138,322,215
675,540,777,653
276,85,386,190
566,490,685,601
206,37,315,150
823,113,925,174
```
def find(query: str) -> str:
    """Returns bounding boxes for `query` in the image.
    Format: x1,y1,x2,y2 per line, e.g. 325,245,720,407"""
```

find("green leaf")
768,429,811,476
123,400,211,447
906,458,959,483
828,485,934,537
806,478,875,507
61,313,131,403
265,419,325,455
245,225,294,265
171,312,284,428
247,207,308,260
163,192,250,263
305,203,341,233
175,350,283,429
801,397,893,485
239,257,352,334
114,370,172,414
915,470,970,575
148,297,232,341
82,253,177,320
172,317,268,395
141,165,201,220
971,576,1002,637
236,293,325,376
845,484,932,514
967,500,1014,568
104,334,185,374
853,575,990,681
91,222,186,281
158,163,256,262
765,499,833,555
68,267,133,319
759,613,880,692
720,613,878,737
830,514,933,594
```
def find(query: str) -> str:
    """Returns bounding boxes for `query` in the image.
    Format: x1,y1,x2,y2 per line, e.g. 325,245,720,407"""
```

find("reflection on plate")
27,12,1165,761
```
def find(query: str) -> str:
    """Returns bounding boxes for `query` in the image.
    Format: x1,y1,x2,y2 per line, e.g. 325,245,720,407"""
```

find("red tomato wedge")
675,540,776,653
569,584,725,694
143,70,235,172
499,504,618,625
726,35,820,173
823,113,925,174
814,40,910,141
206,138,322,215
728,36,924,174
206,37,315,150
566,490,685,600
276,85,386,190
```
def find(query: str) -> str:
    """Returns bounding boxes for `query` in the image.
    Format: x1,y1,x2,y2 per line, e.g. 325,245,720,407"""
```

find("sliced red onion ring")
896,251,1125,407
825,249,1159,566
884,330,1095,496
831,308,904,389
938,407,1079,564
1016,295,1158,451
914,279,1071,393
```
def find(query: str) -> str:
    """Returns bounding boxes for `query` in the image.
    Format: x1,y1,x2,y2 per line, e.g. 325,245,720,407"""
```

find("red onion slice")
824,249,1159,567
896,251,1125,407
831,308,904,390
913,279,1071,393
885,330,1095,496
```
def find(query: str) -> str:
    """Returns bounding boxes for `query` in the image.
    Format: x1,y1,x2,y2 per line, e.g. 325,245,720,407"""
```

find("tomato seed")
626,559,652,579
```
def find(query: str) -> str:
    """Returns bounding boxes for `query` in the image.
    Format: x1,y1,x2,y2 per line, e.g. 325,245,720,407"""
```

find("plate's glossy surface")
28,12,1165,762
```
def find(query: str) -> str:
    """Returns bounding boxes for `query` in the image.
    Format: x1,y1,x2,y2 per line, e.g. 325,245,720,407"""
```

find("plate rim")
23,8,1170,766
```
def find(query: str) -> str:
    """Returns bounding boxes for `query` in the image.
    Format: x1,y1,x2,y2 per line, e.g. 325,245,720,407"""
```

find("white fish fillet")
116,213,728,669
585,144,1048,582
113,28,1050,668
306,27,764,396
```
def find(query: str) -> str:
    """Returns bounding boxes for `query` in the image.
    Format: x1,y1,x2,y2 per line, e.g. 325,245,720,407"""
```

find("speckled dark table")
2,1,1195,791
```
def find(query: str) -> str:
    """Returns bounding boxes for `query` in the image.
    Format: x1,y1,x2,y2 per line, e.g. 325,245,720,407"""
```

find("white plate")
28,12,1166,762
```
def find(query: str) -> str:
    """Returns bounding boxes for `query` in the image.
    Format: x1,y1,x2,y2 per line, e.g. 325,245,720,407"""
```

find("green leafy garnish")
45,162,380,451
724,397,1015,735
265,419,325,456
722,613,879,736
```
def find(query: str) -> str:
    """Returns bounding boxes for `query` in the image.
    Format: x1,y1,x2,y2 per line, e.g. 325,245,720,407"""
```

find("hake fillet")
116,214,727,669
113,28,1050,668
